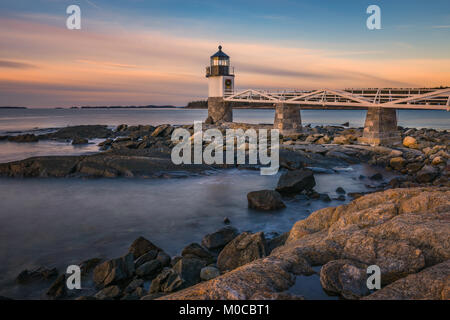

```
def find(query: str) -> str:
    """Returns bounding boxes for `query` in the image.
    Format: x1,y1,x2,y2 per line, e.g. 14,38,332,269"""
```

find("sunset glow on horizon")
1,0,449,108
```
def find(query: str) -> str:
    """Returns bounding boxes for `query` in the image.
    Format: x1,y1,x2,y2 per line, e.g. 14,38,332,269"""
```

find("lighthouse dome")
210,45,229,59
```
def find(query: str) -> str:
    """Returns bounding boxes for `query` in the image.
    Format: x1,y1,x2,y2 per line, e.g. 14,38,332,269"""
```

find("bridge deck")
224,88,450,110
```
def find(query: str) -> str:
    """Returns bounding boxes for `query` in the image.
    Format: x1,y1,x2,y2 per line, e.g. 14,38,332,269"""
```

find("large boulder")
93,253,135,287
416,165,438,183
217,232,268,272
389,157,406,170
173,258,206,287
319,259,369,300
94,285,122,300
201,226,239,251
364,259,450,300
149,268,185,293
135,260,162,279
181,243,215,264
247,190,286,211
200,266,221,281
275,169,316,194
129,237,161,259
16,267,58,284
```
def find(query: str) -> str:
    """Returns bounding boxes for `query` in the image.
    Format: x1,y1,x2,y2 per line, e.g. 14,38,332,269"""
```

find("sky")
0,0,449,107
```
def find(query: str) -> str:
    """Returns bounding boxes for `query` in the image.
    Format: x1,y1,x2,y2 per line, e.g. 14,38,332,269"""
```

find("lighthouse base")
206,97,232,123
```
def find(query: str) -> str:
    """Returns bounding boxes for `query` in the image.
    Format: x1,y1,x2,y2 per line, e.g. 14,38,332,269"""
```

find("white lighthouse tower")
205,45,234,123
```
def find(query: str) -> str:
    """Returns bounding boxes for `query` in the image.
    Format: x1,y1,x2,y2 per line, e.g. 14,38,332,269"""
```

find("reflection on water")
0,139,102,163
0,165,395,299
0,108,449,134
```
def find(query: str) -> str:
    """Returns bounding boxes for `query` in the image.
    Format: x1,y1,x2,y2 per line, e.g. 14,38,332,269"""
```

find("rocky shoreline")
8,187,449,300
0,123,448,187
0,123,448,300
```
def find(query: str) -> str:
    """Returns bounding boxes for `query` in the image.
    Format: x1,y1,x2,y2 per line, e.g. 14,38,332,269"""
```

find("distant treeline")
0,106,27,109
72,105,180,109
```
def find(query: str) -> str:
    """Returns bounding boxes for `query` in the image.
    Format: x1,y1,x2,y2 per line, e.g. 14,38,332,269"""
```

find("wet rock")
16,267,58,284
94,285,122,300
93,253,135,287
275,169,316,194
369,173,383,180
46,274,66,299
116,124,128,132
389,157,406,170
129,236,161,259
171,256,182,267
121,287,146,300
135,260,162,279
134,250,158,268
416,165,438,183
156,251,172,267
8,134,39,143
173,258,206,286
149,267,185,293
72,137,88,145
201,226,239,251
45,125,113,140
320,259,369,300
217,232,268,272
124,279,144,294
181,243,215,264
79,258,102,276
247,190,286,211
223,217,231,224
267,232,289,253
364,259,450,300
200,266,221,281
335,187,346,194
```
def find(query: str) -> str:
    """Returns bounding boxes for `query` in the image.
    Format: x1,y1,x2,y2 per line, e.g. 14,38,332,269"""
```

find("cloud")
0,60,37,69
0,15,448,107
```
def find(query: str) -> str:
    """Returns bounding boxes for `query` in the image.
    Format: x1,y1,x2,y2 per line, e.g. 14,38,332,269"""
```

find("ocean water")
0,166,394,299
0,108,443,299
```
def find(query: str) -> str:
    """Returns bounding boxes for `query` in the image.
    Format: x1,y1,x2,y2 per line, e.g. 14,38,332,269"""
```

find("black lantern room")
206,45,234,77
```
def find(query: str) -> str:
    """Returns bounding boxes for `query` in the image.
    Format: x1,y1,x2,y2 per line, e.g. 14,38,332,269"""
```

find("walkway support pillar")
206,97,232,124
359,107,401,146
273,103,302,135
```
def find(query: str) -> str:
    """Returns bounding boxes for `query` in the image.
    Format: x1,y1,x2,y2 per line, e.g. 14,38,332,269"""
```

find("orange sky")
1,16,450,107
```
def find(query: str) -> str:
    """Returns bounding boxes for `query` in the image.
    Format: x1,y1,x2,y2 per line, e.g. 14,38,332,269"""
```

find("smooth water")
0,165,393,299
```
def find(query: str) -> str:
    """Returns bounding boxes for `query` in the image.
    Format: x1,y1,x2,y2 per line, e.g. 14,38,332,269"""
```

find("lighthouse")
205,45,234,123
